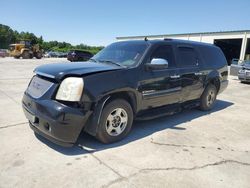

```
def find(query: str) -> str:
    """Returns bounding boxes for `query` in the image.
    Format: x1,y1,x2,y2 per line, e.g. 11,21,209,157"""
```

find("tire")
35,52,42,59
199,84,217,111
14,56,20,59
96,99,133,144
22,51,30,59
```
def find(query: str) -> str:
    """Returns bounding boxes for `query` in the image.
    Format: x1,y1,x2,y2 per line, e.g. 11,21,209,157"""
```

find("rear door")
139,45,181,109
176,46,204,102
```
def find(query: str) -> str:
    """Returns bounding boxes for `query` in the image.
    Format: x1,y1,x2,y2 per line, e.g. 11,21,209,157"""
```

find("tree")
0,24,16,48
0,23,103,54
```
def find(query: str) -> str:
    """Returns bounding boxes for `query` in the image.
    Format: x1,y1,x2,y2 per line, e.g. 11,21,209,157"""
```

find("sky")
1,0,250,46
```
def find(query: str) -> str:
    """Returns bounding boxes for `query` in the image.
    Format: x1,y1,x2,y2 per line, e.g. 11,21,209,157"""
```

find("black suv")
22,39,228,147
67,50,93,62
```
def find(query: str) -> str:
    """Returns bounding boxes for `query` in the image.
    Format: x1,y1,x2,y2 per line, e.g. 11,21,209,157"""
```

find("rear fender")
204,70,220,91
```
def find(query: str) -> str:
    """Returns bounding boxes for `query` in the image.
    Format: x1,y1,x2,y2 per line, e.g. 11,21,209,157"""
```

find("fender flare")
21,48,30,55
204,70,220,91
84,89,139,136
84,95,110,136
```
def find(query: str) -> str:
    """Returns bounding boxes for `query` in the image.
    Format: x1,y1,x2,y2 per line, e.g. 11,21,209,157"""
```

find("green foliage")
0,24,16,48
0,24,104,54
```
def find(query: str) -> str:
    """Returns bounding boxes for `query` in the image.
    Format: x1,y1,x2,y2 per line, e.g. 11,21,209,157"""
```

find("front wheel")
22,51,30,59
35,52,42,59
199,84,217,111
96,99,133,143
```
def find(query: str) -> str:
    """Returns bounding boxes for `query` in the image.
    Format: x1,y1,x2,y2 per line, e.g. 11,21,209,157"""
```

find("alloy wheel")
105,108,128,136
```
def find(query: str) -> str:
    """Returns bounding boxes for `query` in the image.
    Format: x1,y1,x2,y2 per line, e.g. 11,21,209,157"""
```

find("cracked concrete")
107,161,250,188
140,159,250,172
0,122,28,129
150,138,250,153
1,58,250,188
85,149,125,179
102,160,250,188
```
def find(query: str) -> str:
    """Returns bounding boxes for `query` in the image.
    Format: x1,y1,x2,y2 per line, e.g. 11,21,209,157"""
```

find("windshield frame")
91,41,151,68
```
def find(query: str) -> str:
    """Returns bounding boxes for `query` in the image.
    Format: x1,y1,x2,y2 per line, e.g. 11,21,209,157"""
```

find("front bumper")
218,80,229,94
22,93,92,147
238,73,250,82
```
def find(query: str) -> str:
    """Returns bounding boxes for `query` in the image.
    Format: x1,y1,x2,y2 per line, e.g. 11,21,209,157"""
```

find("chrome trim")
27,76,54,99
35,71,55,79
28,84,53,99
194,72,203,76
143,87,182,97
170,75,180,79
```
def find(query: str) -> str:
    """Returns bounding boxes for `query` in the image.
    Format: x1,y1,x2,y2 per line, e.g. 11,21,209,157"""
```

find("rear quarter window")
198,46,227,68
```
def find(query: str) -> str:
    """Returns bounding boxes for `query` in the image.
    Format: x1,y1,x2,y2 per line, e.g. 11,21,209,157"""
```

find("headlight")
239,69,245,74
56,77,84,101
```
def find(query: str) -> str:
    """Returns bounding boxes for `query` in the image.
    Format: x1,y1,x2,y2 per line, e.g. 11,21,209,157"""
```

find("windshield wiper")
99,59,124,67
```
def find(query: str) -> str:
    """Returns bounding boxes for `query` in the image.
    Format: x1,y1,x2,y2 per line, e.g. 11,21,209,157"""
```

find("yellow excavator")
9,40,43,59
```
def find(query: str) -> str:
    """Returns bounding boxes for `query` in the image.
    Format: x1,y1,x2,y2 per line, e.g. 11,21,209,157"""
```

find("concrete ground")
0,57,250,188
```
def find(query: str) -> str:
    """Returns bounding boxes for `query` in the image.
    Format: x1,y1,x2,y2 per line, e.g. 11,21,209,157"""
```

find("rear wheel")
22,51,30,59
199,84,217,111
96,99,133,143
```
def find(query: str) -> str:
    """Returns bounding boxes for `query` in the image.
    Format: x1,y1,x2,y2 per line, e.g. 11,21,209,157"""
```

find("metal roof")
117,30,250,40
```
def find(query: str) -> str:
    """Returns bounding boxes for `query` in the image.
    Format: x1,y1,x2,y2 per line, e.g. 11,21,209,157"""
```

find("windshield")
91,42,148,67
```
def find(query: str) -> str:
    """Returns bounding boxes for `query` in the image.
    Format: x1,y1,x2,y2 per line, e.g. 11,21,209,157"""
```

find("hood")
243,64,250,70
34,61,124,80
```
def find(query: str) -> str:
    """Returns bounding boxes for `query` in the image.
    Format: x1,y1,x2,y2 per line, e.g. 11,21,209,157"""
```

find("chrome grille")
27,76,53,98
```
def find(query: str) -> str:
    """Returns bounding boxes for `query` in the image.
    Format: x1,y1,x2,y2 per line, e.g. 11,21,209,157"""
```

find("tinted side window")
178,47,198,67
198,46,227,68
151,45,176,68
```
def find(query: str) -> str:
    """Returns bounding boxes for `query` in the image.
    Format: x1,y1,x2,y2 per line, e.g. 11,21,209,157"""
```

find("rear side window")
178,47,198,67
198,46,227,68
150,45,176,68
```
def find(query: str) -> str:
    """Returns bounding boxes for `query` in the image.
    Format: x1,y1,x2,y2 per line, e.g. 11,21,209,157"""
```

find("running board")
135,100,200,121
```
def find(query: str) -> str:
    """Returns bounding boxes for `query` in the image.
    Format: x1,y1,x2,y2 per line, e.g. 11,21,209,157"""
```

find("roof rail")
164,38,172,41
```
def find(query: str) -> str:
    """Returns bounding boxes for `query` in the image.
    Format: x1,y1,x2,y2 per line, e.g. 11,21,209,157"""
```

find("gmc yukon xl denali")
22,39,228,146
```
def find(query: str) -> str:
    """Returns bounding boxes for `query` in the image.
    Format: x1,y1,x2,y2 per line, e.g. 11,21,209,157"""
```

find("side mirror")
146,58,168,70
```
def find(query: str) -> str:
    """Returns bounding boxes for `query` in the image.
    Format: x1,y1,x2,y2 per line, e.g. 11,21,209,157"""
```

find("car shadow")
35,100,233,155
241,81,250,85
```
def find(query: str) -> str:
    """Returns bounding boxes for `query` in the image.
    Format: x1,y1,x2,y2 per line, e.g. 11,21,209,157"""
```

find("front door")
138,45,181,109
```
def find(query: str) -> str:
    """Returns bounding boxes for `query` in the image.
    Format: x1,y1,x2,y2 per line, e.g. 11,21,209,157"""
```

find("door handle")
194,72,203,76
170,75,180,79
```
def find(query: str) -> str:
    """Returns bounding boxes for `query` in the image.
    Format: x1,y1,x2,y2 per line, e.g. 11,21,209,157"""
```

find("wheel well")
208,78,220,92
104,92,137,114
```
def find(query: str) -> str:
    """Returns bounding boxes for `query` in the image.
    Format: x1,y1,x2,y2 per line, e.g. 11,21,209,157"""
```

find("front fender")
83,95,110,136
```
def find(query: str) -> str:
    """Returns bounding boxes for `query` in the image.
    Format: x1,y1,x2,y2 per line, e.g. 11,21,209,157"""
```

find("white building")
117,30,250,65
